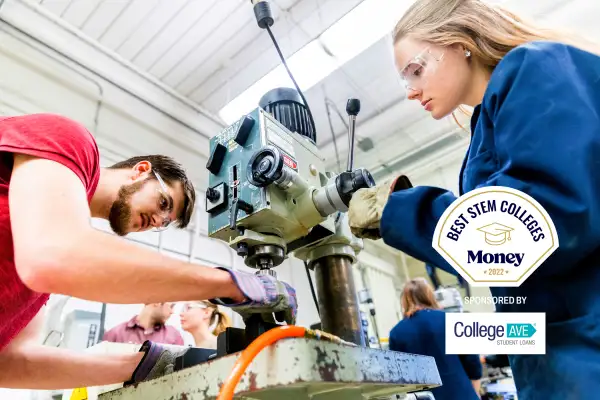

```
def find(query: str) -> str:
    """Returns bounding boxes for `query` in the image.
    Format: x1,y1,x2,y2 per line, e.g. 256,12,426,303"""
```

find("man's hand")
348,175,413,240
209,267,297,325
125,341,188,386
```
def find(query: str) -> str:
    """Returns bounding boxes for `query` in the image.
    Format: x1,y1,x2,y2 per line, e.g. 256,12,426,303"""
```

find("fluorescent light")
319,0,413,65
219,41,338,124
219,0,416,124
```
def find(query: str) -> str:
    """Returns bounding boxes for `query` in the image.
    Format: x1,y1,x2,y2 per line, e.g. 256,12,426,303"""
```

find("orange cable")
216,326,306,400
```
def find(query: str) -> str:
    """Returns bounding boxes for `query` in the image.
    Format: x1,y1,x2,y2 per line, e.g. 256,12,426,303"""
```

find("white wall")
356,250,403,336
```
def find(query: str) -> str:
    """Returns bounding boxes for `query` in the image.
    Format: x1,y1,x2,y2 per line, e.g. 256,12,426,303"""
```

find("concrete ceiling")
36,0,600,189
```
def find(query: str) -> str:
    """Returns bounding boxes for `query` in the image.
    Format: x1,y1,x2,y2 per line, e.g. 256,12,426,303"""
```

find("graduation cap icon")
477,222,514,246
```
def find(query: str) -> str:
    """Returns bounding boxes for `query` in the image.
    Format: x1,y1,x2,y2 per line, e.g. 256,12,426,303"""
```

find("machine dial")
247,145,284,187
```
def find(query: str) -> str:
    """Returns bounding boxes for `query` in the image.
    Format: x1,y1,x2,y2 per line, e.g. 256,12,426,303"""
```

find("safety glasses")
152,170,174,232
399,47,445,91
183,302,210,312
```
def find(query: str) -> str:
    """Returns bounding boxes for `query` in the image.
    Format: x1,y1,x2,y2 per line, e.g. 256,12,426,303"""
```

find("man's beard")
109,181,145,236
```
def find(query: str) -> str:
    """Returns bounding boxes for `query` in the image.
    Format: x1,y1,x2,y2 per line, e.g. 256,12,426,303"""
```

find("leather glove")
125,341,189,386
348,175,413,240
209,267,297,325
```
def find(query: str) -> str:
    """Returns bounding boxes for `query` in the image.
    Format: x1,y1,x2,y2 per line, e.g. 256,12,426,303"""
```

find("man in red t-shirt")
0,114,297,389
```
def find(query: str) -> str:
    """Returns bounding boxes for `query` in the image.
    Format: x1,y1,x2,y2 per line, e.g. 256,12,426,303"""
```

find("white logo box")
445,312,546,355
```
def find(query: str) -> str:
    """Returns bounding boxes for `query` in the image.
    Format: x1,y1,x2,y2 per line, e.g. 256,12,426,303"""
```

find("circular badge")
433,186,559,287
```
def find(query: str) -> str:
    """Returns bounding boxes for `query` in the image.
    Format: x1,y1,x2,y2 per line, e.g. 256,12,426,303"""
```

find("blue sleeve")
459,354,483,380
388,327,407,352
381,186,460,276
381,42,600,279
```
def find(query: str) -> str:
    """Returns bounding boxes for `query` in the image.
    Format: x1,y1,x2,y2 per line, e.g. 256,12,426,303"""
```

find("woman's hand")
348,175,413,240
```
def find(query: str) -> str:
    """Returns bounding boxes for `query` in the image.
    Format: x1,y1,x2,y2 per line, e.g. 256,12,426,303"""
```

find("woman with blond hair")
179,301,232,349
390,278,482,400
349,0,600,398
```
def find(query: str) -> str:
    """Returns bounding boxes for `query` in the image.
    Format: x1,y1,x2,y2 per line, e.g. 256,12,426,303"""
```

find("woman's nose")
407,87,421,101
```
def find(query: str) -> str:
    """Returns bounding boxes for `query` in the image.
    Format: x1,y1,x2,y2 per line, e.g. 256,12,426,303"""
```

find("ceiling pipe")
371,130,468,181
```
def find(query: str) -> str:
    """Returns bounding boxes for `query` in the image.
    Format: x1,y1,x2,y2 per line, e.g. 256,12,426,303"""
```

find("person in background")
180,301,232,349
389,278,482,400
102,303,183,345
348,0,600,397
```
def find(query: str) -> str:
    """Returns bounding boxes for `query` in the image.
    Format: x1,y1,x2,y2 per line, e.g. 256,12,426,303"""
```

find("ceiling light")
219,41,337,124
218,0,417,124
319,0,413,65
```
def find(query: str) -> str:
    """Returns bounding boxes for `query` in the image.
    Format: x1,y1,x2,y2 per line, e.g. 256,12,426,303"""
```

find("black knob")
252,0,274,29
335,168,376,207
346,98,361,116
237,242,249,257
229,198,254,231
206,187,220,202
258,157,273,174
354,169,375,189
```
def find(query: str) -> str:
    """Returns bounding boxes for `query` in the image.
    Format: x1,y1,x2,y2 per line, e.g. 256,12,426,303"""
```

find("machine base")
99,338,441,400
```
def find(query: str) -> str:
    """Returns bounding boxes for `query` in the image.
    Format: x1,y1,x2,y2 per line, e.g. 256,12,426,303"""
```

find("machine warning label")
227,139,238,152
267,127,295,157
283,154,298,170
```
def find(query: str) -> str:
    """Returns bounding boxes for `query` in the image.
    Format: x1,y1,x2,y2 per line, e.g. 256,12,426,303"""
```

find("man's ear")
131,161,152,181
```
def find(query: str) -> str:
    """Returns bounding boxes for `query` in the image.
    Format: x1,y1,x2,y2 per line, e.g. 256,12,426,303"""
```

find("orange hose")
216,326,306,400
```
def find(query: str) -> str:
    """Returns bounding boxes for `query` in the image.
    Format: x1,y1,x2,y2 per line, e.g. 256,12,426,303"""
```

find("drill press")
205,85,373,348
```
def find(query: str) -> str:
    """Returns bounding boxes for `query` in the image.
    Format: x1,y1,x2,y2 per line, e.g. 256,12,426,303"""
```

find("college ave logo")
433,187,559,287
445,312,546,355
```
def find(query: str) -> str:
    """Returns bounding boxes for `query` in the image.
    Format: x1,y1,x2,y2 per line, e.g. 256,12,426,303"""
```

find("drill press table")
99,338,441,400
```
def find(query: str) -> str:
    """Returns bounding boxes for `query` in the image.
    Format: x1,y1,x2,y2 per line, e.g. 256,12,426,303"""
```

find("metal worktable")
99,338,441,400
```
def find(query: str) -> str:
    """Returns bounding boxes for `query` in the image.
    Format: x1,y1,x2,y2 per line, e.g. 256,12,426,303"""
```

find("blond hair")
392,0,600,126
196,301,232,336
400,278,441,318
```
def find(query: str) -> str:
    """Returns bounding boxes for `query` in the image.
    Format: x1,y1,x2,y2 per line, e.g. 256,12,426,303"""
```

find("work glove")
125,341,189,386
348,175,413,240
209,267,298,325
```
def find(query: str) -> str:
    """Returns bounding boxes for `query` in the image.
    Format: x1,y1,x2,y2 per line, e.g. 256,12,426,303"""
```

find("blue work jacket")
389,309,482,400
380,41,600,399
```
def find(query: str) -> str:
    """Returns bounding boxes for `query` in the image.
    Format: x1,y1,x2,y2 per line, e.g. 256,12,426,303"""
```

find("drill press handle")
229,198,254,231
346,98,361,172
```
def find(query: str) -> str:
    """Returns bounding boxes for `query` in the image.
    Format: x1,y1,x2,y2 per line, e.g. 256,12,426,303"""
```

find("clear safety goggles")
399,47,445,91
183,302,210,312
152,171,174,232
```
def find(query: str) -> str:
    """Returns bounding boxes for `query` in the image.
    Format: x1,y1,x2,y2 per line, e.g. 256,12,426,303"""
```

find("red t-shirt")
0,114,100,351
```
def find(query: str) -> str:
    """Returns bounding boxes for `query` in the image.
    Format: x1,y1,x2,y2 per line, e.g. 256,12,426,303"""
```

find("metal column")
313,255,365,346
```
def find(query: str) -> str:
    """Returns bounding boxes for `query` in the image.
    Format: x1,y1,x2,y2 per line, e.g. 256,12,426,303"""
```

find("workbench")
98,338,441,400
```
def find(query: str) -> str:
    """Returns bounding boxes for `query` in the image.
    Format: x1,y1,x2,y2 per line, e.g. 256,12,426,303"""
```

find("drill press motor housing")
205,88,373,274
